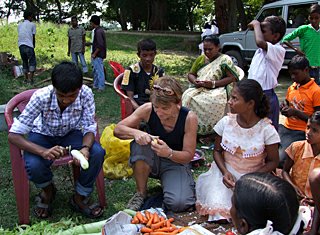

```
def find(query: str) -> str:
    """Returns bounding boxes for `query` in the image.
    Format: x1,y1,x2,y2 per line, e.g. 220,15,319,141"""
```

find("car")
219,0,320,70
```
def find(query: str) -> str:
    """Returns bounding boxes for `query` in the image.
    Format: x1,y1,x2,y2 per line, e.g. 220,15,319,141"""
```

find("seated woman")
114,76,198,212
182,35,239,135
231,172,310,235
196,79,280,222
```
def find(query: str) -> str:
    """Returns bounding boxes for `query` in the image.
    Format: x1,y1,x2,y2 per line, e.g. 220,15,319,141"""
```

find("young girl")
231,172,310,235
282,111,320,203
196,79,280,221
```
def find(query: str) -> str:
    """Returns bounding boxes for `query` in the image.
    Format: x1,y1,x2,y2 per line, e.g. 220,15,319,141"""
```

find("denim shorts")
19,45,36,73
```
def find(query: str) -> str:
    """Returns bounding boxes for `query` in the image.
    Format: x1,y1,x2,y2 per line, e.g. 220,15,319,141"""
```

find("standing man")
68,16,88,74
86,15,106,92
18,10,36,84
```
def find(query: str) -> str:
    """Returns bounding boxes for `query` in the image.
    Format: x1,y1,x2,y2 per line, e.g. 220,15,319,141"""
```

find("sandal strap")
34,195,49,209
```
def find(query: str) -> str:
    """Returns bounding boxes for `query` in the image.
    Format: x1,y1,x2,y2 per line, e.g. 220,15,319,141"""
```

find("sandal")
33,184,57,219
70,195,104,219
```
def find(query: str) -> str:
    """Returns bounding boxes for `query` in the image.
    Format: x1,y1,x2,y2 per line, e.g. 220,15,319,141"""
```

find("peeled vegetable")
71,149,89,170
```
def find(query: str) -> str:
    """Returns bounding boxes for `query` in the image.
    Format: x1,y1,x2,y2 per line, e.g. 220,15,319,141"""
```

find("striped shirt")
10,85,97,136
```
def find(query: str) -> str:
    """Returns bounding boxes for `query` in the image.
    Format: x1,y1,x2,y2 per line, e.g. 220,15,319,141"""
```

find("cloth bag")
100,124,133,179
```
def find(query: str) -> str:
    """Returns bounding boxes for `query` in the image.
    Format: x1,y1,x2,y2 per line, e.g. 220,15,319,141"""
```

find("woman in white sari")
182,35,239,135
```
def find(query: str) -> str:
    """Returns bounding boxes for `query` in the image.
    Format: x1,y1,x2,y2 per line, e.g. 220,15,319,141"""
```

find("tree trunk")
149,0,168,30
236,0,247,31
54,0,62,23
215,0,238,33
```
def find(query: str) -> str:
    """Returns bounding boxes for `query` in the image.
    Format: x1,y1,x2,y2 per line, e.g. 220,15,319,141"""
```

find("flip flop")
33,184,57,219
70,195,104,219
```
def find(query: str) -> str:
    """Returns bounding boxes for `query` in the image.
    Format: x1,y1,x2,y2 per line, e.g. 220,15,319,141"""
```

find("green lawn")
0,23,209,234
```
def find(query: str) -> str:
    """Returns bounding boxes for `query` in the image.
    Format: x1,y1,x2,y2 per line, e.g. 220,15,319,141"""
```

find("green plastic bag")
100,124,133,179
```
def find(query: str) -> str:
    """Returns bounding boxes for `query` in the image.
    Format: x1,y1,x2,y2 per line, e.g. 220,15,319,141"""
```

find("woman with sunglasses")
114,76,198,212
182,35,239,136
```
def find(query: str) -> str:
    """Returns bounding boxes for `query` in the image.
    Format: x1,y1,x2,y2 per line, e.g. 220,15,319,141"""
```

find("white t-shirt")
248,42,285,90
18,20,36,48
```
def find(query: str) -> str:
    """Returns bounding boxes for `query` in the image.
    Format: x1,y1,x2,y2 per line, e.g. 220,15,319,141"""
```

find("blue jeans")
19,45,36,73
71,52,88,73
91,57,105,90
310,67,320,85
24,130,105,197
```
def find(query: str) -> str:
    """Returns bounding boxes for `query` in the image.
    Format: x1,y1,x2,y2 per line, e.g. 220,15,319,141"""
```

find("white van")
219,0,320,69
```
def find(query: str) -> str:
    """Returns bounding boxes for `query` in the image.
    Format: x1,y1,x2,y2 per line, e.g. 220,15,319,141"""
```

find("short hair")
204,22,211,29
234,172,300,234
137,39,157,54
90,15,100,26
310,4,320,15
51,61,83,93
71,15,77,21
235,79,269,118
288,55,310,70
150,76,182,105
23,10,33,20
264,16,286,42
203,35,220,45
309,111,320,126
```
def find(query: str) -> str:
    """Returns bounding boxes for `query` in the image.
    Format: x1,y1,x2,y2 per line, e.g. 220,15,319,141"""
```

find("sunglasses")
153,85,175,96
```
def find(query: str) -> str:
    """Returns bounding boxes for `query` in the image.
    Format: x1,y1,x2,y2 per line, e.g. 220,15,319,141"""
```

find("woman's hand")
41,146,67,160
134,131,152,145
223,171,236,188
194,80,213,89
151,139,171,158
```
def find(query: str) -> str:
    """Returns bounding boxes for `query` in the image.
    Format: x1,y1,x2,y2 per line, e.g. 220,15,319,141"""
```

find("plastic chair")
108,61,125,78
4,89,106,225
113,73,134,119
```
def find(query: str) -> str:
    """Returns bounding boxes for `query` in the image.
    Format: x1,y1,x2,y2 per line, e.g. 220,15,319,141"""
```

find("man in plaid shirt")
8,61,105,219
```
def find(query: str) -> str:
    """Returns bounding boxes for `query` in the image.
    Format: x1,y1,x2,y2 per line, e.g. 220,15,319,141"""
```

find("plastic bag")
100,124,133,179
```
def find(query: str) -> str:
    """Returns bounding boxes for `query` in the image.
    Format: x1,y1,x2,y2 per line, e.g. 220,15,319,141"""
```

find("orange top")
284,79,320,131
286,140,320,198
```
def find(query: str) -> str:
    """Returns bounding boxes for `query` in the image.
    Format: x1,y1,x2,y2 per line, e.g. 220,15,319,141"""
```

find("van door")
244,6,283,63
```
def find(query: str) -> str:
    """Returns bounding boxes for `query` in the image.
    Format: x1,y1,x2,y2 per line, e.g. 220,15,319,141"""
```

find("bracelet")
81,145,91,150
212,80,216,88
167,148,173,159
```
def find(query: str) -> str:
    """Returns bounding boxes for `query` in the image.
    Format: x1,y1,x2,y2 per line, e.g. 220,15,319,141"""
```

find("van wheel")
225,50,244,69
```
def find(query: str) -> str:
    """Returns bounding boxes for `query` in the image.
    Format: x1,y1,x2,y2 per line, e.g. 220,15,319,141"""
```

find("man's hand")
280,106,296,117
150,139,171,158
41,146,67,160
134,131,152,145
247,20,260,30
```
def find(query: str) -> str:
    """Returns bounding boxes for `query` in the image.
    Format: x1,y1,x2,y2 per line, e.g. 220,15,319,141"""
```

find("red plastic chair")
108,61,125,78
113,73,134,119
4,89,106,225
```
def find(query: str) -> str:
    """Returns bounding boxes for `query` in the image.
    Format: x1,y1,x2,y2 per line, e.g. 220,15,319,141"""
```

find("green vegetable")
58,219,107,235
123,209,136,217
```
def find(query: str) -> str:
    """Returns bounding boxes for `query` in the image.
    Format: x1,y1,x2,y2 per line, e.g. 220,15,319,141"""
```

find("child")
279,55,320,167
247,16,286,131
121,39,164,110
231,172,310,235
307,167,320,235
8,61,105,219
282,111,320,203
67,16,88,73
282,4,320,84
196,79,280,222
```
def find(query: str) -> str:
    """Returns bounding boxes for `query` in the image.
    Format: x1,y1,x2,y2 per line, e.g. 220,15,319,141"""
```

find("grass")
0,23,210,233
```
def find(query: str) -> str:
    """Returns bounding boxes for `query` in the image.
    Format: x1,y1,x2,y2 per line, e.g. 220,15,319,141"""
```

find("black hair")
288,55,310,70
309,111,320,126
235,79,269,118
264,16,286,42
137,39,157,54
204,22,211,29
71,15,77,21
310,4,320,15
90,15,100,26
234,172,300,234
51,61,83,93
23,10,33,20
203,35,220,45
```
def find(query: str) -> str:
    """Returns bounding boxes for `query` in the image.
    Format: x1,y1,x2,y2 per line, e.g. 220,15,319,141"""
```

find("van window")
257,7,282,22
287,4,312,28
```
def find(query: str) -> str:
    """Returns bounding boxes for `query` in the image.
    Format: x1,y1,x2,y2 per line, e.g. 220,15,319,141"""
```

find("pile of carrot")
131,211,185,235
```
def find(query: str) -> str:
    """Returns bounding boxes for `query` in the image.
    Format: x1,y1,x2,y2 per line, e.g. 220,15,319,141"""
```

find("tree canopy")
0,0,277,33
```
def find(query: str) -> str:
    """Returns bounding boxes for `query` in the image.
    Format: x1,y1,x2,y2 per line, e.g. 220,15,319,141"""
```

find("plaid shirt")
10,85,97,137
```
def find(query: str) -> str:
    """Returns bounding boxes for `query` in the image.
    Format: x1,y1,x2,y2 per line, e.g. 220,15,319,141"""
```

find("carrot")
154,227,176,232
153,213,160,223
141,227,153,233
151,221,166,230
159,216,165,222
150,232,176,235
166,219,171,228
146,213,154,227
136,211,148,224
131,215,139,224
145,210,151,220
